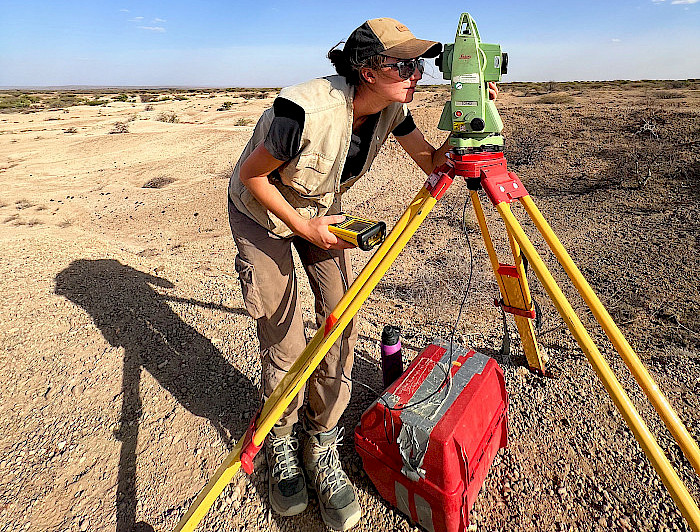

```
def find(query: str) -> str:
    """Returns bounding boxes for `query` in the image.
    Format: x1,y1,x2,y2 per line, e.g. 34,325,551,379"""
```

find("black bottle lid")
381,325,400,346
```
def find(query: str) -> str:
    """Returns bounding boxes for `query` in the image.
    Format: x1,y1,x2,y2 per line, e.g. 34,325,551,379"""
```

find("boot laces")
269,434,302,481
313,427,349,499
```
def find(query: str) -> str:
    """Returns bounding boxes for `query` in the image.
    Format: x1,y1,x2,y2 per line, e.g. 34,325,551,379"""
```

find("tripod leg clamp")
240,412,263,474
482,169,529,205
425,163,455,199
494,297,537,320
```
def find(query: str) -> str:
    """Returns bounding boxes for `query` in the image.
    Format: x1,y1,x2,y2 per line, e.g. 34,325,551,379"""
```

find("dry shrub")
142,176,175,189
144,104,154,111
15,199,33,209
535,93,574,104
503,133,547,167
664,80,688,89
234,118,252,126
218,162,235,179
110,121,129,134
64,127,78,134
156,112,178,123
656,91,683,100
239,91,267,100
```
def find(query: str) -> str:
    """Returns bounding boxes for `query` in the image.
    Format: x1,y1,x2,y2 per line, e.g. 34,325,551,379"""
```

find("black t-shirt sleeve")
391,110,416,137
264,98,305,161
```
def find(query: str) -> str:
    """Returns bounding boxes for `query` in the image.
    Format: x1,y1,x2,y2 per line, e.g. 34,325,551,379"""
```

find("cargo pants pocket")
234,255,265,319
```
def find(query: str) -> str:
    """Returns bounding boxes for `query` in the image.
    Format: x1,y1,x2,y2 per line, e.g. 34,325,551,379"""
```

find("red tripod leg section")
481,169,529,205
240,412,263,474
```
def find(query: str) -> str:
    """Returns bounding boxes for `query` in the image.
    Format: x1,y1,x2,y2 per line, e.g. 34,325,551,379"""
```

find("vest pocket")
234,255,265,319
287,152,335,196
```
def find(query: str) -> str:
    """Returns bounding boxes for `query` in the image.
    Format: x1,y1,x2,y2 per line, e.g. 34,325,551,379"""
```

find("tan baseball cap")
343,18,441,63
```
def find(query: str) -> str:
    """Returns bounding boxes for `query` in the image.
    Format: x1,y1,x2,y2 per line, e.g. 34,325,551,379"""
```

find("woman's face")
369,56,423,104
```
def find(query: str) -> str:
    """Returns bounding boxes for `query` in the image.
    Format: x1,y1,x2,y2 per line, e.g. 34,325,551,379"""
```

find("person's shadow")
55,259,256,532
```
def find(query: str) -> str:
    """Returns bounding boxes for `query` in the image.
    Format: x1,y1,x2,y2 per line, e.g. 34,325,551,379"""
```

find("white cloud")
120,9,130,13
671,0,698,4
612,38,622,42
138,26,166,33
153,18,167,23
129,16,144,22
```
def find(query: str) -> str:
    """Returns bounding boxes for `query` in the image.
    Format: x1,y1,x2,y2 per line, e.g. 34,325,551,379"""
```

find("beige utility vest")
228,75,408,237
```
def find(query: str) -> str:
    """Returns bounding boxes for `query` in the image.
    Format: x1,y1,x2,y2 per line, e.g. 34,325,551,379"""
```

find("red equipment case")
355,343,508,532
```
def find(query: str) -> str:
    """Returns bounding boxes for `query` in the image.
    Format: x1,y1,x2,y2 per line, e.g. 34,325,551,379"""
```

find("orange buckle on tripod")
494,297,537,320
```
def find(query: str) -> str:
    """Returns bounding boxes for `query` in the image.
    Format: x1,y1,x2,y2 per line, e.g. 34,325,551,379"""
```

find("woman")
228,17,497,530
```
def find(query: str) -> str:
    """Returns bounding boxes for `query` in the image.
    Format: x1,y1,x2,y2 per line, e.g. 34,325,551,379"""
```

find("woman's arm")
239,144,353,249
395,128,451,174
395,82,500,174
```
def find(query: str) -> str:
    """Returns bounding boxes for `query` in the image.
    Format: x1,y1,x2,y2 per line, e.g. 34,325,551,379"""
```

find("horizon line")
2,78,698,91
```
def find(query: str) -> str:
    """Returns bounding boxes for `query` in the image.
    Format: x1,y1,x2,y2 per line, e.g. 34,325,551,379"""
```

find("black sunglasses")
381,58,425,80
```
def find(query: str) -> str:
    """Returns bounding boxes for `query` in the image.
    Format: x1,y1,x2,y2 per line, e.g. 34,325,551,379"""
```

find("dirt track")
0,82,698,532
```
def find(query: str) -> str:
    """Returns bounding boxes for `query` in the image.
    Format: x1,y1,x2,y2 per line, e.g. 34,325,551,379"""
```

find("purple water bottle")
380,325,403,388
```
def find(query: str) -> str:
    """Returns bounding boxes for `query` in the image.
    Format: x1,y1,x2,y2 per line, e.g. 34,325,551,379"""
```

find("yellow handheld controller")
329,214,386,251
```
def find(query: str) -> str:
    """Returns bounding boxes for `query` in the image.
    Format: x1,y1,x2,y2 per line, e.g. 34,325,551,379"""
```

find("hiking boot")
266,429,308,516
303,426,361,531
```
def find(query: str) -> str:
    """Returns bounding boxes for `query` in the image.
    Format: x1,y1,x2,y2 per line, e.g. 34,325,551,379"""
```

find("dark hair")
328,44,384,87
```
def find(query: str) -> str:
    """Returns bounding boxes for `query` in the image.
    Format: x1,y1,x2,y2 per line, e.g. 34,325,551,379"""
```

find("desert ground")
0,80,698,532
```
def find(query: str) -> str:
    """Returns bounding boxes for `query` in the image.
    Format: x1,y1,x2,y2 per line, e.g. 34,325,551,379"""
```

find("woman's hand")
488,82,499,100
295,215,356,250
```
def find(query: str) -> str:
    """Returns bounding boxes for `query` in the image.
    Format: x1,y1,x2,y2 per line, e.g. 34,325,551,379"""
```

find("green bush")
47,95,82,109
0,94,40,110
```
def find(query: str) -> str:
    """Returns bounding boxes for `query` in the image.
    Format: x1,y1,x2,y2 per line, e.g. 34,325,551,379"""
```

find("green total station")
436,13,508,149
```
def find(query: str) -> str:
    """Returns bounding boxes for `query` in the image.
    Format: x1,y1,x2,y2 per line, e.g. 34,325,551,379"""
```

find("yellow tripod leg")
520,195,700,476
470,190,547,372
504,218,548,372
496,201,700,532
175,186,441,532
258,187,435,429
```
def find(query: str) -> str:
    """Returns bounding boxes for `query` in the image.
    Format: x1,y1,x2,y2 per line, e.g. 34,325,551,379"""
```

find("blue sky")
0,0,698,87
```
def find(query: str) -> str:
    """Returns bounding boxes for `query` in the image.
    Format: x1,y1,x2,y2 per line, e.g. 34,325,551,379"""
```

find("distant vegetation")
535,93,575,104
156,112,178,123
0,80,695,112
110,121,129,134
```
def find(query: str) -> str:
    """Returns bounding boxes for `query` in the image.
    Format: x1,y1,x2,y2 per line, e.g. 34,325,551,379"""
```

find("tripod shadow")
55,259,256,532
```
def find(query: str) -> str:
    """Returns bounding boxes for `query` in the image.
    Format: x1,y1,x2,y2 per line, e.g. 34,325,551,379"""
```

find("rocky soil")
0,81,698,532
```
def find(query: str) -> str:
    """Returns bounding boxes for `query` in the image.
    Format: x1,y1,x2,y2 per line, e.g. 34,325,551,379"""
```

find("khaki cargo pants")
228,199,357,436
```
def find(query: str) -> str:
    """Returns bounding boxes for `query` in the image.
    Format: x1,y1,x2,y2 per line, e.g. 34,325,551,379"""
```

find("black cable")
317,191,475,424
